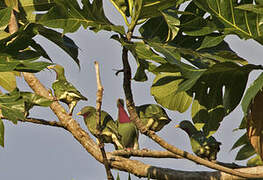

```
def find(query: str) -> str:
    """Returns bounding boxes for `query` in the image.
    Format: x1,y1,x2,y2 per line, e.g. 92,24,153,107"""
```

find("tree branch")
3,117,65,129
94,61,114,180
121,41,263,178
8,7,263,179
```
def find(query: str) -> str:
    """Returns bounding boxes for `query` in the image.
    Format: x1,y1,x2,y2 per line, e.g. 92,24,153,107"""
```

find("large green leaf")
151,62,262,136
39,0,125,34
194,0,263,44
0,72,16,92
0,119,4,147
151,72,192,113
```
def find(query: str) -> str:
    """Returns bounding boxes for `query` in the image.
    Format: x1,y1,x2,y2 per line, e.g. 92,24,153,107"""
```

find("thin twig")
3,117,65,129
94,61,114,180
121,36,263,178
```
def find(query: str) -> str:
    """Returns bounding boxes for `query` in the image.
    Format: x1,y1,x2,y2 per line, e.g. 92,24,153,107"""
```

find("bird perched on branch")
117,99,139,150
48,64,87,115
136,104,171,132
176,120,221,161
77,106,123,150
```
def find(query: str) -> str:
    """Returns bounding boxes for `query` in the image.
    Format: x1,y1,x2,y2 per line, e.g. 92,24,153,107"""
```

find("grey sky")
0,1,263,180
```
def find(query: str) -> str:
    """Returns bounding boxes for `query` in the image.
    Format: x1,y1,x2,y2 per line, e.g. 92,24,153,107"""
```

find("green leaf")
197,35,225,51
116,172,120,180
236,143,256,161
37,26,80,67
194,0,263,44
39,0,125,34
242,72,263,116
0,7,12,30
0,72,16,92
139,16,169,42
19,0,55,23
29,39,52,61
139,0,179,19
0,89,25,123
20,92,52,116
4,0,19,11
235,4,263,15
0,119,4,147
231,132,248,150
161,9,180,41
151,73,193,113
247,155,263,166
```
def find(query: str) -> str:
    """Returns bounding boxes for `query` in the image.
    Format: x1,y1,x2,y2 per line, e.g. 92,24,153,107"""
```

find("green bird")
136,104,171,132
48,64,87,115
176,120,221,161
117,99,139,150
77,106,124,150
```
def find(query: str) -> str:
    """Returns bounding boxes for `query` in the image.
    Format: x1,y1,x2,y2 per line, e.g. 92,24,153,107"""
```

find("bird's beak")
174,124,180,128
47,65,55,70
76,111,82,116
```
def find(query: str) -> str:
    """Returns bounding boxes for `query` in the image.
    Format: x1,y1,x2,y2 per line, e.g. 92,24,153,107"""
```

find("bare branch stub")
94,61,114,180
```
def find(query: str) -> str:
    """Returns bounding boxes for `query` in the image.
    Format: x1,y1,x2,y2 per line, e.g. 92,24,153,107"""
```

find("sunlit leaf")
151,72,193,113
247,155,263,166
0,7,12,30
0,72,16,92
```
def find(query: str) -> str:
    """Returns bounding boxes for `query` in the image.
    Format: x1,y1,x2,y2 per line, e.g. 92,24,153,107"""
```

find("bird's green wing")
101,111,120,136
136,104,171,132
118,122,138,148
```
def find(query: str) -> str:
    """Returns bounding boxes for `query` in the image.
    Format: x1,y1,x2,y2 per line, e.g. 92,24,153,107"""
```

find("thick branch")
121,44,263,179
94,61,114,180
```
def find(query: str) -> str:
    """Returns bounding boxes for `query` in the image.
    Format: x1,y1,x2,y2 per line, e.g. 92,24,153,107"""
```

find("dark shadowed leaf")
37,26,80,67
236,143,256,161
231,132,248,150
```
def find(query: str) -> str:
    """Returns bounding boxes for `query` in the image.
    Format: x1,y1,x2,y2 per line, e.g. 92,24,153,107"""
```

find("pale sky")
0,1,263,180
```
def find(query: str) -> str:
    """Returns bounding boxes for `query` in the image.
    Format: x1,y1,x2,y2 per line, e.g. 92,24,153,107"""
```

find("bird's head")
175,120,198,136
48,64,65,79
117,98,124,108
77,106,95,119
